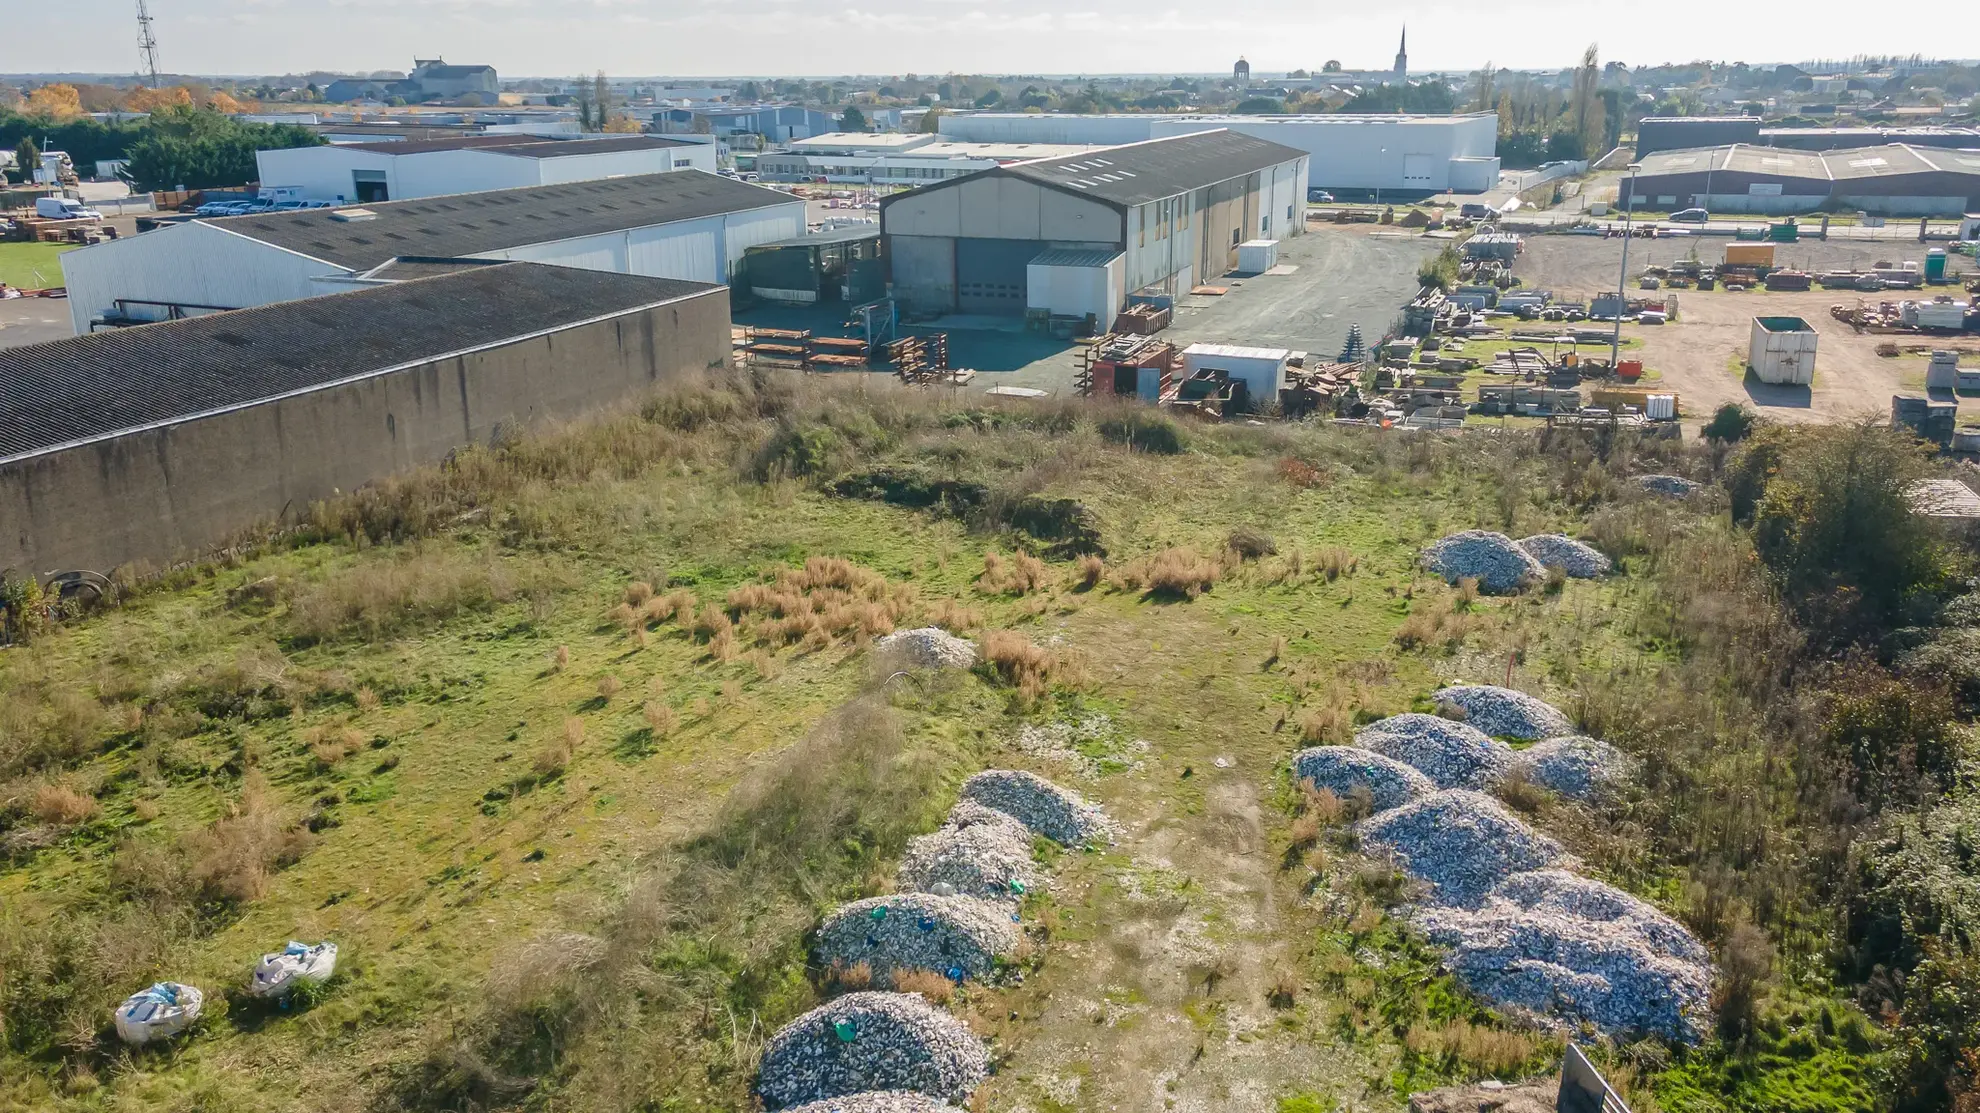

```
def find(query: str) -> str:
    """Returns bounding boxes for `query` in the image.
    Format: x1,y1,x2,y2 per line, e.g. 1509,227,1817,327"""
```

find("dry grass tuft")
354,686,380,713
926,598,983,632
1403,1019,1542,1077
642,701,678,737
644,589,698,627
1315,546,1358,581
32,783,99,826
186,770,312,904
1299,783,1347,828
725,557,915,651
132,797,161,822
892,967,957,1003
625,581,654,607
552,645,570,672
1127,547,1221,599
824,960,874,993
605,602,638,631
1075,554,1105,591
305,724,366,767
1267,969,1301,1008
597,675,621,702
982,629,1068,705
1227,527,1277,560
534,718,585,779
977,551,1048,595
1276,456,1328,488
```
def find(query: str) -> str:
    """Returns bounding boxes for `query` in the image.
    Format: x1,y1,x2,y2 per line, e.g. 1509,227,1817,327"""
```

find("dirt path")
975,604,1391,1112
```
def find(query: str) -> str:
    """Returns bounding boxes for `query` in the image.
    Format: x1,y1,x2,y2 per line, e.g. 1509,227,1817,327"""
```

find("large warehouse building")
1629,143,1980,216
937,112,1499,194
60,171,802,333
755,132,1098,185
255,134,720,204
1,263,729,575
1637,116,1980,158
879,129,1308,317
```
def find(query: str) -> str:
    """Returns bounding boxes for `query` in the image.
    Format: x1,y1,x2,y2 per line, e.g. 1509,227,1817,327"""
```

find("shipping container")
1748,316,1817,385
1724,243,1775,267
1180,343,1291,412
1237,239,1279,274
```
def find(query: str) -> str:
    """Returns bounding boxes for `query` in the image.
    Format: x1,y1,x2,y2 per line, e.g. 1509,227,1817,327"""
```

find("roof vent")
331,208,379,222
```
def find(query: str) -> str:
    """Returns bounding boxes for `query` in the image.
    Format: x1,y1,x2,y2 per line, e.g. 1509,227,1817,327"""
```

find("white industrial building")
756,132,1100,185
60,171,801,333
879,129,1307,317
938,112,1500,194
256,134,719,204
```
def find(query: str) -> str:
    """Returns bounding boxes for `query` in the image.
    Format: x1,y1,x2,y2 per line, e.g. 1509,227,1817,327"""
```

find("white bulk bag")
114,982,203,1045
249,941,338,998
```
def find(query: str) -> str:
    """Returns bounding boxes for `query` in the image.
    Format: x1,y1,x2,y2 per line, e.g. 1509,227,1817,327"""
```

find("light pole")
1376,146,1387,208
1610,162,1641,370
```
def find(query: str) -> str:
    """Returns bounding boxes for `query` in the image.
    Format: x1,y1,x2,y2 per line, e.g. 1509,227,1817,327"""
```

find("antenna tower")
136,0,161,86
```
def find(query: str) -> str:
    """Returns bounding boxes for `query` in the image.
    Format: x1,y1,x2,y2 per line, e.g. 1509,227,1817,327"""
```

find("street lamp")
1610,162,1642,370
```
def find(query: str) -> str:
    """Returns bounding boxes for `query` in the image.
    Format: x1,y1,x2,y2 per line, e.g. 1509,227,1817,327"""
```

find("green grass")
0,378,1900,1112
0,242,76,289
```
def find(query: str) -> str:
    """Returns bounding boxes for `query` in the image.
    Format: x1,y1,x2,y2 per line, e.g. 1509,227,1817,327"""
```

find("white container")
1928,351,1961,391
1237,239,1279,274
1645,394,1678,421
1748,316,1817,385
1918,301,1970,330
1181,343,1291,410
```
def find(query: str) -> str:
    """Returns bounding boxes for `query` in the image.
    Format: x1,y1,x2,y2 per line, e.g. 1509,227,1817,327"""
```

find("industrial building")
756,133,1099,185
937,112,1498,194
1637,116,1980,158
0,263,729,575
325,58,501,106
655,104,837,142
60,171,803,333
256,134,720,204
1628,143,1980,216
879,129,1308,316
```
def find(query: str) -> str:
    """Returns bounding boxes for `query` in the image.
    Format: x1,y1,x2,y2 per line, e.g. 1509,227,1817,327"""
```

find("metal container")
1724,243,1775,268
1748,316,1817,385
1237,239,1278,274
1928,351,1961,392
1954,426,1980,453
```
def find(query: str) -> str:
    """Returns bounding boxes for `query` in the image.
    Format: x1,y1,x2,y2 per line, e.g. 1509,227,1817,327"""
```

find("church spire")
1393,25,1408,80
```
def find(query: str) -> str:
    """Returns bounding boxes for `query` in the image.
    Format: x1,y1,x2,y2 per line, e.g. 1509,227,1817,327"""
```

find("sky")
0,0,1946,80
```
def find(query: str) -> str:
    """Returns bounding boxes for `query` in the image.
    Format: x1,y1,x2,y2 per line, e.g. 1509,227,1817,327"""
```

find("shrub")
1097,412,1188,455
642,701,678,737
306,724,365,768
1714,919,1774,1042
1227,527,1277,560
978,551,1047,595
1703,402,1757,444
981,630,1062,704
892,967,956,1003
285,548,522,643
1276,457,1327,489
597,675,621,702
31,783,98,826
625,582,654,607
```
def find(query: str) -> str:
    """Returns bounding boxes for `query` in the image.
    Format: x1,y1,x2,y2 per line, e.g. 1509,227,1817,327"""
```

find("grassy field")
0,242,75,289
0,376,1929,1112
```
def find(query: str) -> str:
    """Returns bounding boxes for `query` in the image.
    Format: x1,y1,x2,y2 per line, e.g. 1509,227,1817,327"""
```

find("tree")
124,86,193,112
1570,44,1605,159
973,88,1001,108
602,112,642,134
205,91,251,115
839,105,868,132
1702,402,1756,443
25,84,84,121
1473,61,1496,112
13,136,38,183
1322,60,1342,73
916,106,946,133
1235,97,1284,114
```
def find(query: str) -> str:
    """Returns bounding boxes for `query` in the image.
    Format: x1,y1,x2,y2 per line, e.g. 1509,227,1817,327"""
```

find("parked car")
1669,208,1710,223
1460,202,1497,219
1307,188,1335,203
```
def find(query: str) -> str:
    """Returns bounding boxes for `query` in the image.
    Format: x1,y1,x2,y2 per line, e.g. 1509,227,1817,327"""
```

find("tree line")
2,105,322,192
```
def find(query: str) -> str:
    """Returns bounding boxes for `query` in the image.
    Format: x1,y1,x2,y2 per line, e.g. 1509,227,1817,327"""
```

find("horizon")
5,0,1967,84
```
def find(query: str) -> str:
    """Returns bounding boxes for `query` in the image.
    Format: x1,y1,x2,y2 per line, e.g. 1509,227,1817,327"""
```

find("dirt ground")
1511,235,1980,426
0,297,73,351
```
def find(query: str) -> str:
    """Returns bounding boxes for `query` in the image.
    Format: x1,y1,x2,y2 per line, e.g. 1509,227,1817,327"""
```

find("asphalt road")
0,298,72,351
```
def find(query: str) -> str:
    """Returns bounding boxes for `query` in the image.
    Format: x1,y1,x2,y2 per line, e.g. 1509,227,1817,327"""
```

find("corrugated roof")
0,263,716,463
207,171,796,272
336,135,543,155
335,134,691,157
750,226,882,250
1029,248,1123,268
998,129,1306,207
358,256,508,279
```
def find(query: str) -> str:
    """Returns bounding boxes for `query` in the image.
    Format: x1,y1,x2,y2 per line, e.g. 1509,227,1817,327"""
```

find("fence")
1557,1044,1632,1113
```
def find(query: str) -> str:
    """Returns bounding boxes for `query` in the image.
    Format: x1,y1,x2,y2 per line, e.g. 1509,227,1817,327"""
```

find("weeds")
30,783,98,826
977,551,1047,595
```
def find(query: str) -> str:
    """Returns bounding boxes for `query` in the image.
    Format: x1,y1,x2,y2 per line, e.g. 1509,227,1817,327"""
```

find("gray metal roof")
336,134,694,158
337,135,542,155
750,226,882,250
207,170,795,272
1028,248,1122,268
358,256,508,280
0,263,716,462
997,129,1305,208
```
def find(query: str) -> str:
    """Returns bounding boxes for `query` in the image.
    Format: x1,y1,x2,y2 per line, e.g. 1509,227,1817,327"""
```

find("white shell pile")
1292,746,1435,812
1356,714,1515,789
960,770,1114,846
897,818,1040,905
1420,530,1546,595
1636,474,1701,498
1416,870,1713,1042
1430,686,1575,741
758,991,989,1109
872,628,978,670
1354,790,1572,907
777,1093,957,1113
1518,736,1635,800
816,894,1020,983
1516,534,1613,578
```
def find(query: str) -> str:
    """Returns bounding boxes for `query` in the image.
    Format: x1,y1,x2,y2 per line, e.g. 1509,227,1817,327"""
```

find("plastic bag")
114,982,204,1045
249,941,339,999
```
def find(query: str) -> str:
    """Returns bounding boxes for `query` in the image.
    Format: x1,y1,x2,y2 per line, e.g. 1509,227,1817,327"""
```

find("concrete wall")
1,289,732,575
62,221,345,333
255,146,718,203
883,175,1123,242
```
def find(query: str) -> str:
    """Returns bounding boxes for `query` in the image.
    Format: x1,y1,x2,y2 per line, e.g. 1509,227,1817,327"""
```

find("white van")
35,197,103,221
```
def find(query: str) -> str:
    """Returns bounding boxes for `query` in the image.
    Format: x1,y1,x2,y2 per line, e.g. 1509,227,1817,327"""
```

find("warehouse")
60,171,802,333
879,129,1308,316
1628,143,1980,216
1637,116,1980,157
1,263,729,575
256,134,720,203
937,112,1498,194
756,134,1099,185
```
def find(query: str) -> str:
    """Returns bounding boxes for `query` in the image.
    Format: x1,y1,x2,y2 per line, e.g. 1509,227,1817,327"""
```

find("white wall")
61,221,344,333
466,202,803,284
1027,255,1125,324
255,144,721,203
530,145,714,183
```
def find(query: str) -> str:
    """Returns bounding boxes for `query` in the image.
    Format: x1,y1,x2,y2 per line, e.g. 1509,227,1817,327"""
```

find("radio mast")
136,0,161,87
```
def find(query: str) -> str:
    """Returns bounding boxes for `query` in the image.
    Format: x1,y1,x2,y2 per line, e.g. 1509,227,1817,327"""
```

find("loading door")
955,237,1046,315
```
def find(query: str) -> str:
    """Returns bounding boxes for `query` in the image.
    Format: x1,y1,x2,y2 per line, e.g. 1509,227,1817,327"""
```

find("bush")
1703,402,1758,444
185,770,312,905
1137,547,1220,599
981,630,1064,704
1097,412,1188,455
30,783,97,826
1226,528,1277,560
285,548,523,643
1416,244,1461,292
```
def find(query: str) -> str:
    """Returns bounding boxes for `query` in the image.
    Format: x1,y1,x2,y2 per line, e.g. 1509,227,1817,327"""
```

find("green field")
1,376,1952,1113
0,241,75,289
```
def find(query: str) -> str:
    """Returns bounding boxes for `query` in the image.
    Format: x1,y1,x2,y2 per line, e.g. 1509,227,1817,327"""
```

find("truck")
35,196,103,221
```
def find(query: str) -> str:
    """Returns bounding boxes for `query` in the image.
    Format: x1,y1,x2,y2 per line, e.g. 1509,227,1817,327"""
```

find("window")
1232,229,1241,247
1286,204,1294,221
674,158,692,168
1261,215,1271,234
1138,208,1145,248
